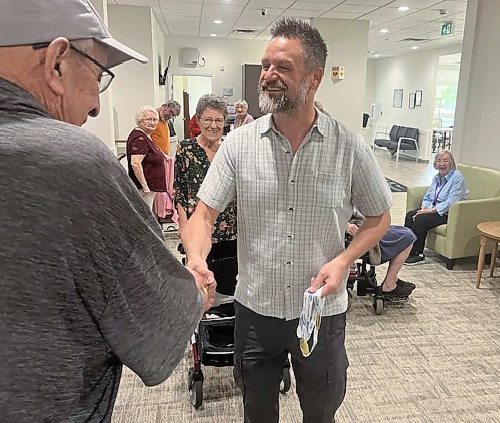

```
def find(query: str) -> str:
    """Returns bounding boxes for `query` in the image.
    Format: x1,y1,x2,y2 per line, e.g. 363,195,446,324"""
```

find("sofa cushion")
405,127,418,141
374,138,393,148
430,224,447,237
395,126,408,141
389,125,400,141
458,164,500,200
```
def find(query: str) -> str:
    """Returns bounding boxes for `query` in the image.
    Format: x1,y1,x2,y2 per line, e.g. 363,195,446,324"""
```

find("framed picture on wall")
393,88,403,108
415,90,423,106
409,92,416,109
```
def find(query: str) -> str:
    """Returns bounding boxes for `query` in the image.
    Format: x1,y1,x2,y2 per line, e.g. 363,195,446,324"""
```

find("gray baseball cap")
0,0,147,68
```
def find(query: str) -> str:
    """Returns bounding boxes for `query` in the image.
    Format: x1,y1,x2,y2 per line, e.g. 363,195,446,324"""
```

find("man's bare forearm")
336,211,391,265
181,202,219,264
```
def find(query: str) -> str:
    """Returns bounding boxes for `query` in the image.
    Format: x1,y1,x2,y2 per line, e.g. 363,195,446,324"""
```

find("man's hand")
186,258,217,311
308,258,350,297
346,223,359,237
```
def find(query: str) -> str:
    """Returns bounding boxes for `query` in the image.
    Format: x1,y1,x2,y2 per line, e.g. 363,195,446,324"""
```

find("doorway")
171,75,213,139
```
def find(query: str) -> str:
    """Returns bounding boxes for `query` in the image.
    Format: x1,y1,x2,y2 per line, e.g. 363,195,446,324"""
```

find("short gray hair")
270,17,327,71
135,105,158,125
234,100,248,109
163,100,181,112
433,149,456,170
196,94,228,119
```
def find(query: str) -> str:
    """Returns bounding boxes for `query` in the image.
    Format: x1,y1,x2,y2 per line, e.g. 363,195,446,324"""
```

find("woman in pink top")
233,100,254,128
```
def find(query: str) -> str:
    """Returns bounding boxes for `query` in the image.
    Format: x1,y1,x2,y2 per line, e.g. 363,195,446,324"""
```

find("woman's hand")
142,186,151,194
416,207,436,216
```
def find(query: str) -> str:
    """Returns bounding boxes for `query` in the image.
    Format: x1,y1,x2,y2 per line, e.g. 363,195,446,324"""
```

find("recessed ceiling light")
367,50,374,54
374,54,380,58
213,20,223,24
380,28,388,33
210,33,217,37
411,45,419,50
398,6,409,11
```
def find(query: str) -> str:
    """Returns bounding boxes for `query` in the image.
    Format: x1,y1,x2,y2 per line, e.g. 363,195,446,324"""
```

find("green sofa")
406,164,500,269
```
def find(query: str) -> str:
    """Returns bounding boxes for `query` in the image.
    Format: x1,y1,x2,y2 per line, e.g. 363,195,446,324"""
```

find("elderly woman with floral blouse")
127,105,166,210
174,94,237,267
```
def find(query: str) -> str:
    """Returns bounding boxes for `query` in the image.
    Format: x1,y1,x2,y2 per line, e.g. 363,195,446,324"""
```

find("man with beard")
181,17,392,422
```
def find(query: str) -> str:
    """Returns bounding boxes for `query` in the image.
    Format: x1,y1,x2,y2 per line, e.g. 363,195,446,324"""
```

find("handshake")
186,258,217,311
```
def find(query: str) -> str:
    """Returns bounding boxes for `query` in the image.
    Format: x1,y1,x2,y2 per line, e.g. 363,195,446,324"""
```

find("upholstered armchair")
406,164,500,269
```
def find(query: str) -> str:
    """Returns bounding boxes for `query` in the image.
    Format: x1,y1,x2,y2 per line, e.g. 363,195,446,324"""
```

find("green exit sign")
441,21,455,36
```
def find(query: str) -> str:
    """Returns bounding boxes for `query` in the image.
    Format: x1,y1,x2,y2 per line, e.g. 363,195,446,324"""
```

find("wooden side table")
476,222,500,288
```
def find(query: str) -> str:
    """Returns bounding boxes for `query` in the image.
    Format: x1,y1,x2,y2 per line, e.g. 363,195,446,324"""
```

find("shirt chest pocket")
313,173,347,208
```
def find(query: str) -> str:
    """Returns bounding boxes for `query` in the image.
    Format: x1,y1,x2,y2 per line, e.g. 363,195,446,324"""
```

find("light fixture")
210,33,217,37
411,45,419,50
380,28,388,33
374,54,380,58
398,6,409,11
367,50,374,54
213,20,223,24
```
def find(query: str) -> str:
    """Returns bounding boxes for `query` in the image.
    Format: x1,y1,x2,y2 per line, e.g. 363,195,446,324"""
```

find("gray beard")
258,80,309,115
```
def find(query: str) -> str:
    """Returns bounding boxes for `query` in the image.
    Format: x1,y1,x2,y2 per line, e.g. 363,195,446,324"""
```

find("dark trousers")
234,301,348,423
404,208,448,255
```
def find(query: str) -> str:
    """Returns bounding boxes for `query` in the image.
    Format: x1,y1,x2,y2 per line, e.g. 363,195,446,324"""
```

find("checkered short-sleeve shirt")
197,112,392,320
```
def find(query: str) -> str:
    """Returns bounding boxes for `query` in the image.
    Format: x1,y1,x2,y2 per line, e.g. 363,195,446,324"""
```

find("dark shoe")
404,253,426,265
397,279,416,290
381,282,413,297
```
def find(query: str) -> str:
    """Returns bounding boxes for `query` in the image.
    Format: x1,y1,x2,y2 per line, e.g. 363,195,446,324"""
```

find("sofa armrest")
398,137,417,145
406,186,428,212
444,197,500,243
375,131,389,138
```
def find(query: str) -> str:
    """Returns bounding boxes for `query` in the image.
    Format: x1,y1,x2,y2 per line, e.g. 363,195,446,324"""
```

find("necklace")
197,136,221,151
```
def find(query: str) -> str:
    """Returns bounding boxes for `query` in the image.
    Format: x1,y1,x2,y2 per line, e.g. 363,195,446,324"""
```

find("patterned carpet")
112,193,500,423
386,177,408,193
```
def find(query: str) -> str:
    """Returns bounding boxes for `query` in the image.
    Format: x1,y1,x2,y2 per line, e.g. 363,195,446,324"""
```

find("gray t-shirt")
0,78,203,422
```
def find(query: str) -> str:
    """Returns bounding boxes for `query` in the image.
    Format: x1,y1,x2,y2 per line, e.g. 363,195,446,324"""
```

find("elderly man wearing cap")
0,1,214,422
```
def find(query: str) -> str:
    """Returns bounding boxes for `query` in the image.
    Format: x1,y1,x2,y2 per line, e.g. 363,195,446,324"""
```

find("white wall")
83,0,116,151
364,59,376,114
108,5,155,140
453,0,500,170
313,18,370,134
165,36,269,103
152,12,167,107
366,45,461,133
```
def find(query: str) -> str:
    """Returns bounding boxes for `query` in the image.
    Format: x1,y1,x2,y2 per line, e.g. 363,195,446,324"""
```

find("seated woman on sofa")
404,149,469,265
348,211,417,298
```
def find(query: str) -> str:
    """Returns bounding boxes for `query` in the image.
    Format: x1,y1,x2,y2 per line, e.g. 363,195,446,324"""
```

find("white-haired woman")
233,99,254,128
126,105,166,209
404,149,468,265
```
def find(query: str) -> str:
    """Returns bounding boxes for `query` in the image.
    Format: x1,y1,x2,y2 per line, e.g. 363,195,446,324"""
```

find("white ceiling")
111,0,468,58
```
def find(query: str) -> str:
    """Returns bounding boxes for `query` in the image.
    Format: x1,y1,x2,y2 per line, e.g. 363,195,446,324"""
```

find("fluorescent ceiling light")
398,6,409,11
374,54,380,58
380,28,388,33
210,33,217,37
213,20,223,24
411,45,419,50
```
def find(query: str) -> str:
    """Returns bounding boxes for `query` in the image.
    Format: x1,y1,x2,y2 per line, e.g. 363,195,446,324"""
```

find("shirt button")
287,235,293,241
290,179,295,184
286,261,292,266
289,207,294,212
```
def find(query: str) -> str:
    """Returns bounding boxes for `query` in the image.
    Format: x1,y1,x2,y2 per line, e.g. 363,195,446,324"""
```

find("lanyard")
433,177,448,206
297,287,324,357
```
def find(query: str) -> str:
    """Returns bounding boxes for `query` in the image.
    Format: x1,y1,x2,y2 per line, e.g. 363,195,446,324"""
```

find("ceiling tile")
282,10,322,18
247,0,294,7
290,2,336,12
203,0,248,4
345,0,392,5
159,1,201,11
388,0,442,8
332,4,379,14
320,11,363,19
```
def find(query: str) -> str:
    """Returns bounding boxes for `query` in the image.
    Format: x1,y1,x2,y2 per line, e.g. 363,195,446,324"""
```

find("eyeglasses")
201,117,225,127
33,42,115,93
142,117,159,123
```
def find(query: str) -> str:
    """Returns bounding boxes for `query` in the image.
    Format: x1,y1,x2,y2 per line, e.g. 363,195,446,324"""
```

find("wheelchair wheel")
280,366,291,394
373,297,384,315
188,367,203,408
